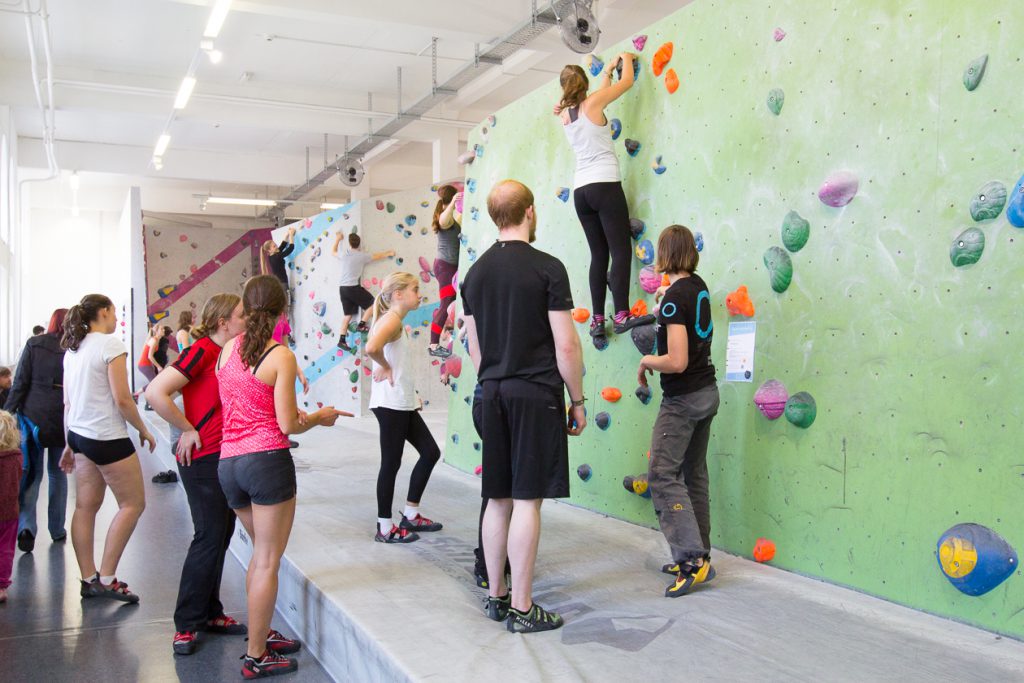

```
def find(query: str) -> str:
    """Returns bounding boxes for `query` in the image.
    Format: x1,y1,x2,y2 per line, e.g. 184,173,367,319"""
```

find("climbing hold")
725,285,755,317
466,247,477,262
763,246,793,293
624,139,641,156
651,155,667,174
639,265,660,293
593,335,609,351
571,308,591,323
452,434,460,445
601,387,622,402
969,181,1007,222
818,170,859,207
376,200,384,210
473,143,484,158
420,201,430,208
950,227,985,267
474,464,482,475
348,370,358,383
652,42,673,76
614,55,640,82
610,118,622,140
473,442,480,451
753,538,776,562
767,88,784,115
386,202,395,213
417,256,432,274
312,301,327,317
487,114,497,127
781,210,810,252
635,239,655,265
556,187,570,203
635,384,653,405
630,218,646,240
623,474,652,498
442,355,462,378
754,379,788,419
631,322,657,355
457,150,475,165
963,54,988,92
694,232,704,252
1007,173,1024,228
632,34,647,51
577,464,593,481
465,178,477,194
630,299,648,317
585,54,604,77
937,523,1017,596
784,391,817,428
664,69,679,94
595,412,611,430
773,27,786,42
404,215,416,227
419,271,431,283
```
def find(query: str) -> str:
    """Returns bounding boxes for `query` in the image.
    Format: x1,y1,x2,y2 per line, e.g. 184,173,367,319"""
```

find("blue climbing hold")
466,178,477,193
1007,173,1024,228
937,523,1017,596
596,412,611,430
577,464,593,482
473,143,484,158
695,232,704,252
635,239,655,265
404,214,416,227
556,187,570,203
630,218,645,240
624,139,641,157
451,434,459,444
635,384,653,404
610,118,622,140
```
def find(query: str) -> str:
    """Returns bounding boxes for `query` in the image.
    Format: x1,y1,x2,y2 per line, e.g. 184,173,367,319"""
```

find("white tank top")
368,316,417,411
563,106,621,189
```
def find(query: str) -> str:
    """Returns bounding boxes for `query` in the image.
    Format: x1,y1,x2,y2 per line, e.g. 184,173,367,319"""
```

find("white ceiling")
2,0,693,216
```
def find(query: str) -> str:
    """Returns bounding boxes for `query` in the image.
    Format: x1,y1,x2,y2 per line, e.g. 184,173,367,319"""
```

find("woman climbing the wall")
365,272,443,544
555,52,653,348
176,310,194,354
259,226,297,308
636,225,719,598
215,275,349,678
427,184,461,359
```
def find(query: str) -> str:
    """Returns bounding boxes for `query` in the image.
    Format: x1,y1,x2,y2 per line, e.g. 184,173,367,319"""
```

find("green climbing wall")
445,0,1024,637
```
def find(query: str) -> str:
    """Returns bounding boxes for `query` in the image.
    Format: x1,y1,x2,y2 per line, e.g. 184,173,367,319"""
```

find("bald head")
487,180,535,229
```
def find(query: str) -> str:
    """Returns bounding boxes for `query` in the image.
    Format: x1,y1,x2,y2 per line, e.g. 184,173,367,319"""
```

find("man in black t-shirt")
461,179,586,634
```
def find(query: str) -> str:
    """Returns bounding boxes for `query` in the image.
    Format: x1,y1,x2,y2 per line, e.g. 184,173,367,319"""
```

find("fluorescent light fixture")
154,134,171,157
204,0,233,38
174,76,197,109
208,49,223,64
320,203,343,210
206,196,278,207
152,156,164,170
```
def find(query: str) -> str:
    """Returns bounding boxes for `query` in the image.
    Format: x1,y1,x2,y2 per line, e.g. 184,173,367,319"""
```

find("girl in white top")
554,52,654,346
365,273,443,544
60,294,156,604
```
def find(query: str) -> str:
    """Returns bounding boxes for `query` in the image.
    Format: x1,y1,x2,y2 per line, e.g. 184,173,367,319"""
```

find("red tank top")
216,335,290,459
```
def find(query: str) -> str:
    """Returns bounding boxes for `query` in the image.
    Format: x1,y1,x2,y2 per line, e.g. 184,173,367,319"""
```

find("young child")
637,225,720,597
0,410,25,602
364,273,443,543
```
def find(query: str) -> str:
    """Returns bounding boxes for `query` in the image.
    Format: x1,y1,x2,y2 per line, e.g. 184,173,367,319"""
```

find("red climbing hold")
571,308,591,323
664,68,679,94
753,537,776,562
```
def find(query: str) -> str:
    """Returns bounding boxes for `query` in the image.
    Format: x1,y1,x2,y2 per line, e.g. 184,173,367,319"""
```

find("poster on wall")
725,321,756,382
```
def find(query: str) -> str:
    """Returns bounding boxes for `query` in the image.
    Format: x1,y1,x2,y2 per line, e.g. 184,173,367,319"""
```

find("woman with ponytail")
176,310,194,353
60,294,156,604
259,226,297,305
215,275,350,679
145,293,249,655
365,272,443,544
427,185,461,359
554,53,653,348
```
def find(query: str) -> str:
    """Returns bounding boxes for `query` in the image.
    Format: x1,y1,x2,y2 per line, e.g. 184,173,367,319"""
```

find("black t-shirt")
656,274,716,396
461,240,574,388
268,241,294,284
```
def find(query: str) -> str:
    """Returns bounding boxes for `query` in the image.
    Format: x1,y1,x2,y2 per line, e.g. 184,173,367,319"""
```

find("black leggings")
573,181,632,316
371,407,441,518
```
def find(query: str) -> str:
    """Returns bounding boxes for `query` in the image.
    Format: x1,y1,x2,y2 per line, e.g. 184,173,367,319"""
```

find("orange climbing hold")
630,299,648,317
601,387,622,402
725,285,756,317
652,41,673,76
661,274,670,287
571,308,591,323
664,68,679,94
753,537,776,562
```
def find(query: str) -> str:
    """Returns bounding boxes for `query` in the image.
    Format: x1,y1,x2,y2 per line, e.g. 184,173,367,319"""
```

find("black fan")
338,157,365,187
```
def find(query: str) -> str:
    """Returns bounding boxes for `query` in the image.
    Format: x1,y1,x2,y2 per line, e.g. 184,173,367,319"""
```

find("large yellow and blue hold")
936,523,1017,596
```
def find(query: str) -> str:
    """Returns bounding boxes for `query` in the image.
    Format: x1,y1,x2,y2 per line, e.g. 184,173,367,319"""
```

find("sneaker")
173,631,198,655
337,336,351,352
152,470,178,484
207,614,248,635
400,514,443,532
506,603,564,634
80,577,140,603
241,650,298,679
17,529,34,553
374,524,419,544
613,313,656,334
265,629,302,655
52,532,67,543
484,593,511,622
665,562,716,598
428,345,452,359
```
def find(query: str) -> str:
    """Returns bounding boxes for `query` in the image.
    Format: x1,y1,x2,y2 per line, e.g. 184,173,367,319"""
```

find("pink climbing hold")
754,379,788,420
474,465,483,476
179,234,188,242
773,28,786,42
418,256,432,274
443,355,462,378
633,34,648,51
639,265,661,294
818,171,860,207
420,271,432,283
304,218,313,228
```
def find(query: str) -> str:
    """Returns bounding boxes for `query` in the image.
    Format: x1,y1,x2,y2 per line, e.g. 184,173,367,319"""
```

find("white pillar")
432,128,461,185
350,167,372,201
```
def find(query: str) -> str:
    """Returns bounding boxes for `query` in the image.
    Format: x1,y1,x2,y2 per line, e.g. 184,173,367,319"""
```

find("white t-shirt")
368,319,417,411
64,332,130,440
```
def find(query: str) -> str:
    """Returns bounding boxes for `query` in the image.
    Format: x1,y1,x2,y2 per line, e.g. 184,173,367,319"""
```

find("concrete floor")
1,435,331,683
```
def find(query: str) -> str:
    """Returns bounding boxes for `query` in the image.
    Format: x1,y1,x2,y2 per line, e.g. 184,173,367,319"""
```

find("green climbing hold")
767,88,784,116
784,391,816,428
963,54,988,92
349,370,359,383
969,181,1007,222
763,246,793,293
781,210,809,252
386,202,396,213
950,227,985,267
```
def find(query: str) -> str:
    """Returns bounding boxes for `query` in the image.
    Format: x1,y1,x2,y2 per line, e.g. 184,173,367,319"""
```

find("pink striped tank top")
217,335,290,459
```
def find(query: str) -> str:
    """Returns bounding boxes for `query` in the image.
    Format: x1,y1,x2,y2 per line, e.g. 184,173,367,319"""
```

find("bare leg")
482,498,512,599
235,506,255,598
70,455,105,579
246,498,296,658
507,499,542,612
96,454,146,577
340,314,353,334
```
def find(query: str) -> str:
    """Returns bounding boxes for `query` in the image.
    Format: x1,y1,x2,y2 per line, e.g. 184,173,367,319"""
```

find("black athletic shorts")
338,285,374,316
480,378,569,500
217,448,297,509
67,430,136,466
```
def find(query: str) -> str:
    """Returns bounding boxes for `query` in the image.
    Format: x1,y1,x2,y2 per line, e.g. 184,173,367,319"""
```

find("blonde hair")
372,272,419,324
191,293,242,340
259,240,276,277
0,410,20,452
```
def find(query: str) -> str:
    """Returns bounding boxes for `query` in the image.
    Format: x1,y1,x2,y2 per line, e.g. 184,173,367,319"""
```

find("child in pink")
0,410,23,602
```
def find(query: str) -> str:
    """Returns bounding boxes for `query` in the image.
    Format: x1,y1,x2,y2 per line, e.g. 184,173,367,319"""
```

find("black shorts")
67,430,136,466
480,378,569,500
217,448,297,509
338,285,375,316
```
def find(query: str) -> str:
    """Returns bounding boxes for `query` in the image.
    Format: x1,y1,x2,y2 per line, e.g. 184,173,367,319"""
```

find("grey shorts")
217,448,297,509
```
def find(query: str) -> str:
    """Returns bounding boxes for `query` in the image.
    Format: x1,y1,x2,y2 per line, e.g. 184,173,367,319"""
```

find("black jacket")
3,333,66,447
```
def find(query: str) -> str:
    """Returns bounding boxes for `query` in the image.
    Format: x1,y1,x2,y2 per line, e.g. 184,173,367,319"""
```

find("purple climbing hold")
635,384,653,405
818,171,860,207
639,265,660,294
595,412,611,430
624,139,641,157
633,34,648,51
630,322,657,355
773,27,786,42
577,464,593,481
754,379,788,420
630,218,646,240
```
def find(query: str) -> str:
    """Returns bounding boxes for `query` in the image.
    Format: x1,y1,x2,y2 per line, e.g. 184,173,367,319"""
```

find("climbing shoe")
374,524,419,544
484,592,511,622
400,514,443,532
337,336,351,352
173,631,198,655
207,614,248,635
240,650,297,679
613,313,656,334
80,577,140,603
265,629,302,654
428,345,452,359
506,603,564,633
665,562,716,598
